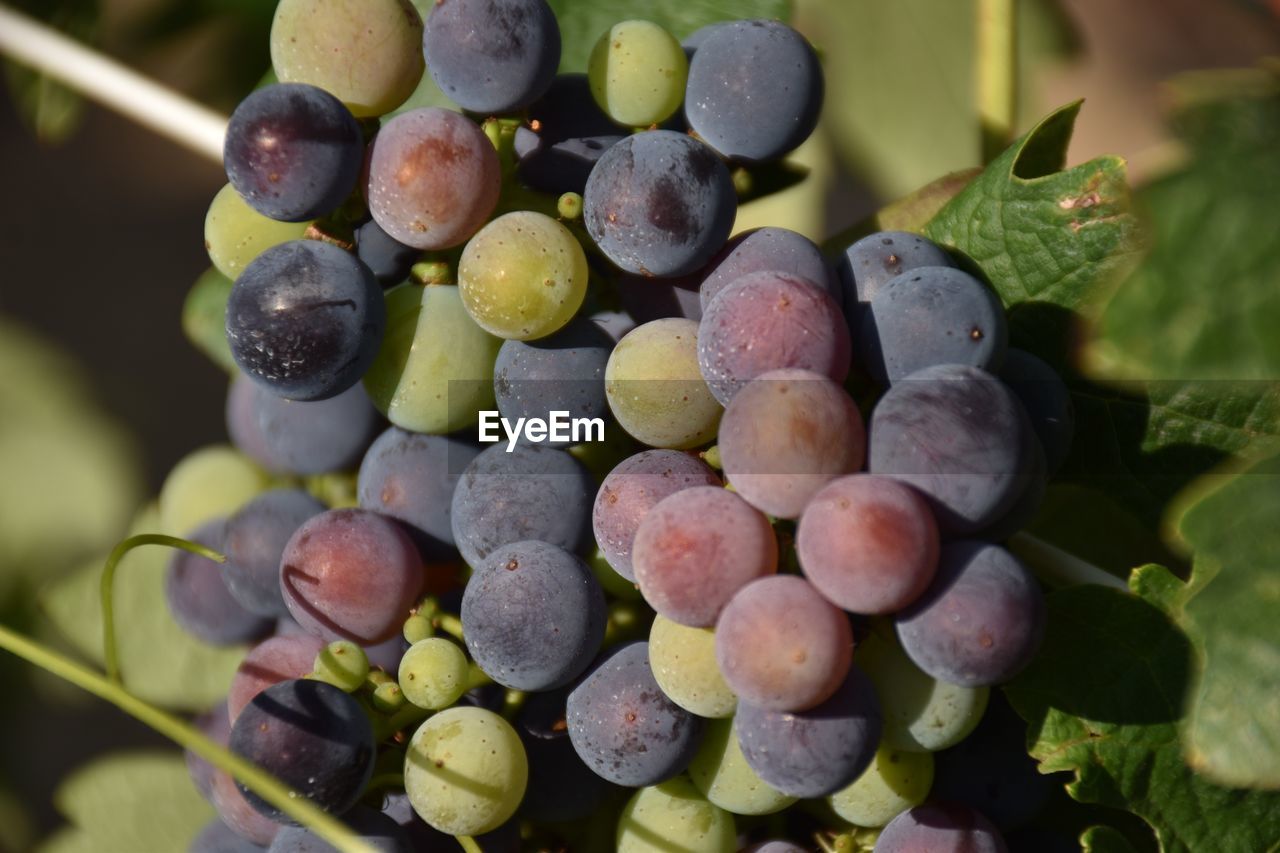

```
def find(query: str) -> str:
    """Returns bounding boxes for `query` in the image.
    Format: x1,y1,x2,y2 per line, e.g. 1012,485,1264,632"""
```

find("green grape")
458,212,588,341
688,718,795,816
588,20,688,127
158,445,269,536
404,707,528,836
204,184,309,280
364,284,502,434
183,268,236,374
371,681,407,714
605,319,722,449
403,613,434,644
617,776,736,853
311,640,369,692
649,615,735,718
858,624,989,752
398,638,469,710
588,547,642,601
828,742,933,827
270,0,424,117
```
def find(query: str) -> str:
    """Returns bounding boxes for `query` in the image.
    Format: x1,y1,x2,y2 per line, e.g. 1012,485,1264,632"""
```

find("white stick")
1008,532,1130,591
0,4,227,163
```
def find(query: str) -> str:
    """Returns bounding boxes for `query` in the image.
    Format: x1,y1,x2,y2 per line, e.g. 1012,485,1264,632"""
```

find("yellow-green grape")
588,21,688,127
828,743,934,827
458,212,588,341
858,625,989,752
311,640,369,692
399,637,469,710
204,184,309,280
649,615,736,718
404,707,528,836
618,776,736,853
688,718,795,816
364,283,502,434
403,613,434,644
270,0,424,117
371,681,407,714
158,445,269,536
605,318,722,449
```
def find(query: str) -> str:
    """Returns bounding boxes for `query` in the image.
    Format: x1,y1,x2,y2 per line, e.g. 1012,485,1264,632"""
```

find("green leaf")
1172,453,1280,790
182,268,237,374
41,504,245,711
1,0,97,144
40,752,213,853
547,0,792,73
1082,826,1140,853
1005,570,1280,852
1089,68,1280,382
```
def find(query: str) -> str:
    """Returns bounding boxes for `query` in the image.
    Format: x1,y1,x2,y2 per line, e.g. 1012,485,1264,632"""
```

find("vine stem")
101,534,225,683
1008,532,1129,591
0,622,375,853
0,4,227,163
456,836,483,853
976,0,1017,162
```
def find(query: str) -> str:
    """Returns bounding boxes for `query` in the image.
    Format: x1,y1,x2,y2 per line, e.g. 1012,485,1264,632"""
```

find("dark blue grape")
355,219,419,287
515,74,622,194
837,230,953,309
999,348,1075,475
357,427,480,561
975,434,1046,543
895,541,1045,687
867,364,1034,533
462,540,606,690
224,83,362,222
733,667,881,798
874,803,1008,853
423,0,561,114
381,795,519,853
267,806,411,852
226,240,385,402
683,20,822,163
493,317,613,443
567,642,703,787
680,22,731,57
190,818,266,852
229,679,375,820
166,520,273,646
699,227,837,310
450,443,594,568
226,374,382,475
516,688,612,821
860,266,1008,383
224,489,325,619
590,310,636,343
584,130,736,278
617,271,703,323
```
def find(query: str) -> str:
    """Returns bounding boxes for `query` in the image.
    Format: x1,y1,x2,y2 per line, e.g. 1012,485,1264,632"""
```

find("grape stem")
100,534,226,683
0,622,376,853
976,0,1017,162
455,837,483,853
0,4,227,163
1008,532,1129,591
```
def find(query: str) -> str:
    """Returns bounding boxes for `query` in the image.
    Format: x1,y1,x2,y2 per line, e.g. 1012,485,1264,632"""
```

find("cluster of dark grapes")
172,0,1079,851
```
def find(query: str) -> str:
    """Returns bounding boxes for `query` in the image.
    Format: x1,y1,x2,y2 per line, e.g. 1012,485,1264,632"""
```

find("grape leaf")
1005,568,1280,852
1089,68,1280,382
40,504,245,711
181,268,236,375
39,752,212,853
1171,453,1280,789
1082,826,1140,853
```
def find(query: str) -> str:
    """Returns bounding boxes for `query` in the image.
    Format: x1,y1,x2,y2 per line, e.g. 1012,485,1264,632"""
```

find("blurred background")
0,0,1277,849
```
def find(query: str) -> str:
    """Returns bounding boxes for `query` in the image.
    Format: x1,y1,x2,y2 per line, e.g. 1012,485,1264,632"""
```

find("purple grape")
617,271,704,323
999,348,1075,475
699,226,837,310
210,769,279,846
187,702,232,802
165,519,273,646
267,806,411,852
837,230,953,308
191,818,267,852
874,803,1008,853
355,219,420,286
228,633,326,724
224,489,326,619
515,74,622,194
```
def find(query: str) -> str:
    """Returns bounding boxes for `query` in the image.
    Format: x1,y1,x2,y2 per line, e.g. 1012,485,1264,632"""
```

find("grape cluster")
172,0,1078,850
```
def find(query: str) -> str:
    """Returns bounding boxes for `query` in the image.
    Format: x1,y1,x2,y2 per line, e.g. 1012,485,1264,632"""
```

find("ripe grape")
223,489,326,619
165,519,272,646
838,230,953,309
365,108,501,251
588,21,688,127
604,318,722,449
874,803,1008,853
492,316,613,440
584,131,736,278
698,271,851,405
699,227,837,310
398,637,469,710
227,633,326,724
828,743,934,827
649,614,736,719
515,74,622,194
716,575,851,712
617,271,703,323
355,219,420,287
280,508,424,644
633,486,777,627
267,806,412,852
423,0,560,114
717,368,865,519
186,702,231,801
458,211,589,340
616,776,736,853
999,348,1075,475
210,768,280,846
204,184,309,281
688,718,796,816
404,707,528,836
796,474,939,614
895,541,1045,687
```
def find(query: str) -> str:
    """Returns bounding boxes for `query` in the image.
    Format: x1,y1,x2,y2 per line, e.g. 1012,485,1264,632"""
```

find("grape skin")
699,227,837,311
689,717,796,816
210,767,280,846
204,184,309,281
223,489,326,619
999,348,1075,475
190,818,265,853
186,702,231,802
588,20,688,127
593,449,722,582
164,519,273,646
874,803,1008,853
717,368,865,519
516,74,622,195
267,806,412,852
227,633,326,724
633,486,777,628
895,541,1045,687
716,575,852,712
837,230,953,309
365,108,501,251
617,271,703,323
355,219,420,287
616,776,736,853
515,688,612,823
158,444,268,538
398,637,469,710
649,615,736,719
828,742,934,827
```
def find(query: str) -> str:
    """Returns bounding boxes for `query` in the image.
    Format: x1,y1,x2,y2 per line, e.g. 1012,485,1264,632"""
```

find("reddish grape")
227,633,325,724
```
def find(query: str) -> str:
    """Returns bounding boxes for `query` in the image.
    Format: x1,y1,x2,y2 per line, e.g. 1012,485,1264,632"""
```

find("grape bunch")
171,0,1078,850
